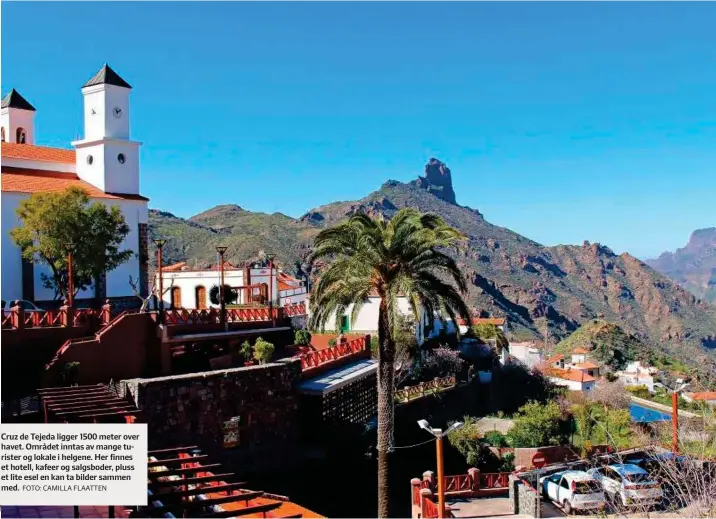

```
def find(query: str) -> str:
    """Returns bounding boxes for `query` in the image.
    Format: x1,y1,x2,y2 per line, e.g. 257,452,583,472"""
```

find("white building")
546,367,597,392
508,341,542,368
1,65,149,305
158,262,307,310
306,293,432,344
616,361,657,393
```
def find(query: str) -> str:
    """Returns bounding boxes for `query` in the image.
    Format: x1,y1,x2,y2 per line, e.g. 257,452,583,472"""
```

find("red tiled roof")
549,367,596,383
574,362,600,369
547,354,565,364
688,392,716,401
1,142,76,163
1,167,148,200
457,316,506,326
162,262,187,272
573,347,589,354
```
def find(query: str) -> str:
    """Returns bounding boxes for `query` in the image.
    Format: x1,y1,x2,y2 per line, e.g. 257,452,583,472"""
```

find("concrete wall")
121,359,302,472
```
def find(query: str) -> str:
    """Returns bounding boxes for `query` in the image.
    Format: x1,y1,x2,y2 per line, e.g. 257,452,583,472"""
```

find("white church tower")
72,64,141,195
1,89,36,144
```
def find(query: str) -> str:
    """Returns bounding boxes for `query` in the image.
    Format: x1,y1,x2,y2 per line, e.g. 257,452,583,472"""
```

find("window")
560,478,570,489
16,127,26,144
170,287,182,309
117,153,126,164
1,127,5,142
87,155,94,165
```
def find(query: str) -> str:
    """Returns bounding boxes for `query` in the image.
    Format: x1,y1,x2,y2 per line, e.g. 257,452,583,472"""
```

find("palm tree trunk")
377,300,395,518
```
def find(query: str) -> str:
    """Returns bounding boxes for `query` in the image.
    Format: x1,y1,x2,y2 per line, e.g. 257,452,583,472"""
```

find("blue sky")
2,2,714,259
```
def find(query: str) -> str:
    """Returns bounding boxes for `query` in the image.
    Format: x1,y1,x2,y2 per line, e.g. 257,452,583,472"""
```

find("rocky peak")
412,158,457,205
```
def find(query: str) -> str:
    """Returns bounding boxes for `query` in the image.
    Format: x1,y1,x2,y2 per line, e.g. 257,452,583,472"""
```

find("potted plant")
240,340,255,366
253,337,275,365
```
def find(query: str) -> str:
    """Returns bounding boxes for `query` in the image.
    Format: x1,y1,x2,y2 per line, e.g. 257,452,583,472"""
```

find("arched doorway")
170,286,182,309
195,285,207,310
16,127,26,144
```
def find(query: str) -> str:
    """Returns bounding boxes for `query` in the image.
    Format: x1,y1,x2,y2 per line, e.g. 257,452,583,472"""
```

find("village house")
682,391,716,407
508,341,543,368
616,360,657,393
456,316,507,335
157,261,307,310
1,65,149,306
539,348,602,392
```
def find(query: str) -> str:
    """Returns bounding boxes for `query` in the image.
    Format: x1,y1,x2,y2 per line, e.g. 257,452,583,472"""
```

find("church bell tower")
72,64,141,195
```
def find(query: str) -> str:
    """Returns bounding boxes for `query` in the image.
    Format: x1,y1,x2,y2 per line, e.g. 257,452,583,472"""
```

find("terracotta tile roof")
473,317,506,326
688,392,716,401
547,354,565,364
549,367,596,383
573,347,589,354
1,167,148,201
574,362,600,369
2,142,75,163
162,262,187,272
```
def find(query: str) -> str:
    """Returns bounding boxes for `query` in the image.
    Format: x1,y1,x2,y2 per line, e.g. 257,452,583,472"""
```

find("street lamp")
667,381,690,454
216,246,228,330
153,239,167,322
65,242,75,308
418,420,464,518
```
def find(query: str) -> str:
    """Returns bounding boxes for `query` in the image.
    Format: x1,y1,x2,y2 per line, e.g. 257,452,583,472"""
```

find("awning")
298,358,377,395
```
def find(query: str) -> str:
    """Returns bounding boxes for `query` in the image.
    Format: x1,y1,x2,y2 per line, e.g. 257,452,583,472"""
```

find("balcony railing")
162,302,307,326
2,303,111,330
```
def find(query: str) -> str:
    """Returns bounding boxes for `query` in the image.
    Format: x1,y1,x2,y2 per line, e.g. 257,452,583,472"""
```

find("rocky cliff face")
411,157,457,204
647,228,716,304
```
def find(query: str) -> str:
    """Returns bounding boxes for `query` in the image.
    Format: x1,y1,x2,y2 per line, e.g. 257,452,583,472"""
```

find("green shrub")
239,341,253,361
483,430,509,448
498,452,515,472
253,337,275,364
328,338,337,347
507,401,570,448
209,284,238,305
294,329,312,346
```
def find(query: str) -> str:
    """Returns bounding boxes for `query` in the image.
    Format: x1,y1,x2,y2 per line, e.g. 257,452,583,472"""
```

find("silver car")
587,464,663,508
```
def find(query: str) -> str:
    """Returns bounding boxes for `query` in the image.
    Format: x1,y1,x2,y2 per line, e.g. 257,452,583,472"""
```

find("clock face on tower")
113,106,123,118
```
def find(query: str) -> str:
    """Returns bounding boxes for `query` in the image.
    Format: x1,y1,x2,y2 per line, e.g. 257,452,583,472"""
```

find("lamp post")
418,419,464,518
66,243,75,308
266,253,276,325
667,381,689,454
216,246,228,331
153,239,167,323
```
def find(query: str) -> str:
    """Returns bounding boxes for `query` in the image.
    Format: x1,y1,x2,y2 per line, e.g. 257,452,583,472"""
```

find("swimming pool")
629,402,671,423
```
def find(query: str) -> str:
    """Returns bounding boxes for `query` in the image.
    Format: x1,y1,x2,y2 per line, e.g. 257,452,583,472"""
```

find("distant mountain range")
646,228,716,304
148,159,716,367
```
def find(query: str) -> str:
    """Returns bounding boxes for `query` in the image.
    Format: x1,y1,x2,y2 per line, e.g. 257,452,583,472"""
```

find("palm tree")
308,208,471,518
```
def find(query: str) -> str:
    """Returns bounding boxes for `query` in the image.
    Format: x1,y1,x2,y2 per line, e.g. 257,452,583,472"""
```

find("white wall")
1,191,147,302
510,343,542,368
1,192,25,301
0,157,76,173
549,377,594,392
1,107,35,145
159,268,288,310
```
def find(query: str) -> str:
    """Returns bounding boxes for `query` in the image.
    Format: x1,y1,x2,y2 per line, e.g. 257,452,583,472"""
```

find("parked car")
538,470,606,514
587,464,663,508
2,299,43,315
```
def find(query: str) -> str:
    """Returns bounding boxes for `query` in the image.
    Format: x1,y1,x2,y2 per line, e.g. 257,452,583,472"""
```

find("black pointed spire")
82,64,132,89
1,89,36,111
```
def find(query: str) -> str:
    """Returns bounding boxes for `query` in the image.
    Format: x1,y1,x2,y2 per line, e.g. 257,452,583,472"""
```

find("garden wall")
121,359,302,474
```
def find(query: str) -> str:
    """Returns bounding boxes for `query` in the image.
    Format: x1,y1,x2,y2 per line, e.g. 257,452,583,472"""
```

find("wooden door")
196,286,207,310
170,287,182,309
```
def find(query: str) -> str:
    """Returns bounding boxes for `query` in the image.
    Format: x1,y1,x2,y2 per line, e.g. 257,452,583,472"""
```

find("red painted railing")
299,335,367,371
422,496,439,518
481,472,510,489
2,306,106,330
162,302,306,326
444,474,473,493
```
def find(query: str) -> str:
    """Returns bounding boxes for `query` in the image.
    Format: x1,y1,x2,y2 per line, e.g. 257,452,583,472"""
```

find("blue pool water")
629,403,671,423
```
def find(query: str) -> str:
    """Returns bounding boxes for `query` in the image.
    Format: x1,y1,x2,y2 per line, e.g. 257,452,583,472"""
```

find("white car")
2,299,43,315
539,470,606,514
587,464,663,508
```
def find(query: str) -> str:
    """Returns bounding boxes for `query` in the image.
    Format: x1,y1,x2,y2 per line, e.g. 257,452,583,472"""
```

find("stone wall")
509,474,541,518
121,359,302,473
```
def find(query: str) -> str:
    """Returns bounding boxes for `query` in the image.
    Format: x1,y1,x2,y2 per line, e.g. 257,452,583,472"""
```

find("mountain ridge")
646,228,716,304
148,160,716,367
